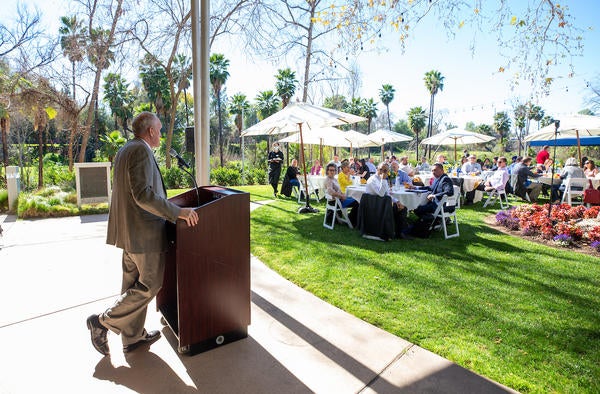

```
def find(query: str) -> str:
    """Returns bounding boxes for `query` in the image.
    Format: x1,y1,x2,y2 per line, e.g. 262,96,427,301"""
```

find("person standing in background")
268,142,284,197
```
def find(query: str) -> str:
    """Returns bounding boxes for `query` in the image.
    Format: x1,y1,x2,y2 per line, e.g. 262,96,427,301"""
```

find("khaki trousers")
100,251,165,346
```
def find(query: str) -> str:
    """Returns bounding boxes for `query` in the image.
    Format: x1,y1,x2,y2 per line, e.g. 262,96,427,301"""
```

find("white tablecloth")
535,176,600,189
346,185,429,211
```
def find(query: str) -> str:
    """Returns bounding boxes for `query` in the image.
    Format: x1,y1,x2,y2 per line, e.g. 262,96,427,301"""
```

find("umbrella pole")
298,123,317,213
576,129,582,165
548,120,560,219
454,140,457,163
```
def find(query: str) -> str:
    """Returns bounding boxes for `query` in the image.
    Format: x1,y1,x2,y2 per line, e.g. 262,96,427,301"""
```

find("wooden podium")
157,186,250,355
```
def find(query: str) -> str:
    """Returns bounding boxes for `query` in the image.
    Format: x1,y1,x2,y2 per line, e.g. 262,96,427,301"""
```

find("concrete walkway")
0,205,516,393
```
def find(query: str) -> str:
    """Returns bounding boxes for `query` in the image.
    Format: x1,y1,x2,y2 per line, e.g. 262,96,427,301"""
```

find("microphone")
169,148,190,169
168,148,200,207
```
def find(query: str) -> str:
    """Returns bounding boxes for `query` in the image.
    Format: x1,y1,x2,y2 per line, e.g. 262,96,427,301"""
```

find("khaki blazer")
106,138,180,253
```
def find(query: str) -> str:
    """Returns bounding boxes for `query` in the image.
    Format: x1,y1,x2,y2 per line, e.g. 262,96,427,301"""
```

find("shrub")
0,189,7,211
162,166,191,189
16,187,107,218
250,168,267,185
211,167,241,186
44,163,75,189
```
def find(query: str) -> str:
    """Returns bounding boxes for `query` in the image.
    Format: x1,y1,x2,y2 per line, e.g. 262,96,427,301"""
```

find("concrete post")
6,166,20,212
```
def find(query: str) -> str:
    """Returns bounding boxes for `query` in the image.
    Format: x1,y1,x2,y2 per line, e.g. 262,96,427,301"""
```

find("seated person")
551,157,586,202
365,162,410,239
280,159,301,197
414,163,454,219
324,163,358,226
337,161,353,193
365,157,377,175
584,159,599,177
415,157,431,173
482,158,493,170
465,156,510,204
462,155,482,175
310,159,322,175
510,156,542,202
398,156,415,177
391,161,414,189
436,154,448,165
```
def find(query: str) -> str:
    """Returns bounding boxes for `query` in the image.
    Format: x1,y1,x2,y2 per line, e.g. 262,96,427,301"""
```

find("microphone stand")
174,156,200,208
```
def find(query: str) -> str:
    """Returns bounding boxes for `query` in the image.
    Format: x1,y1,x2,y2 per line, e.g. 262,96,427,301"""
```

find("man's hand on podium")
179,208,199,227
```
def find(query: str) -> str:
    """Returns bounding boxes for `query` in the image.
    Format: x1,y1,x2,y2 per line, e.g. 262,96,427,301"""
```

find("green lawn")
240,185,599,393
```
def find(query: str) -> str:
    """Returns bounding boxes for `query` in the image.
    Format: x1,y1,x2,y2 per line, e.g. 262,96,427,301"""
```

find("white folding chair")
453,185,461,209
323,193,353,230
483,187,509,209
561,178,587,205
429,194,459,239
298,177,320,203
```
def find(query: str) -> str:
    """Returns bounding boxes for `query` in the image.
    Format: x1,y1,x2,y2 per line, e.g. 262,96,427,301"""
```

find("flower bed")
496,203,600,252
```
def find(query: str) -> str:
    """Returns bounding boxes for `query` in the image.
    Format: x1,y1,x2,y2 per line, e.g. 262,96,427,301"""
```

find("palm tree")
59,15,86,101
229,93,250,135
103,73,134,137
209,53,230,167
275,68,298,108
379,84,395,130
99,130,126,162
493,111,512,152
255,90,281,120
362,98,378,134
424,70,444,158
407,106,427,160
514,104,528,155
345,97,364,131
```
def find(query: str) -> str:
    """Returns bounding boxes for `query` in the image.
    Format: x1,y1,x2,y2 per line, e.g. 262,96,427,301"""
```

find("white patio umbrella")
241,102,366,213
277,126,351,146
421,128,495,163
368,129,412,161
341,130,378,157
524,115,600,163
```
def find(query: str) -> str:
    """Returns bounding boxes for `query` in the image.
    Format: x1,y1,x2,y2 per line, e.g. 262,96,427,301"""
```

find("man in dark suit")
87,112,199,356
414,163,454,218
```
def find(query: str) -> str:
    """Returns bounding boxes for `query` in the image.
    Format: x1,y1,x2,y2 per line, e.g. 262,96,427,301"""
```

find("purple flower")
591,241,600,252
553,234,572,246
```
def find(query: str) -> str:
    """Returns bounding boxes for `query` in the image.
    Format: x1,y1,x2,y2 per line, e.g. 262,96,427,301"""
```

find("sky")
5,0,600,131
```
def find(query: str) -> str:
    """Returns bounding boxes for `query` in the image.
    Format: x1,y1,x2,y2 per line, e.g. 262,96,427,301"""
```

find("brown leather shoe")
86,314,109,356
123,330,161,353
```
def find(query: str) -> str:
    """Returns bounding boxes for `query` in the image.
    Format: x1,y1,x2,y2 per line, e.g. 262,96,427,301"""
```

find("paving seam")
356,343,416,394
0,294,119,329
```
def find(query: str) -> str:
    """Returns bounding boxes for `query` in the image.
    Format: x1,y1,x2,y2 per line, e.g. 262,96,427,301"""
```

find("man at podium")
87,112,198,356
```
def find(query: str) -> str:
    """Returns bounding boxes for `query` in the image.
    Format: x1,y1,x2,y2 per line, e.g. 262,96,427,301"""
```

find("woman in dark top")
280,159,301,197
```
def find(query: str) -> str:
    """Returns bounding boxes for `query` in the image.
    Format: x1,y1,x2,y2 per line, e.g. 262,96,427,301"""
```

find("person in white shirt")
462,155,482,175
465,156,510,204
366,163,410,239
397,156,415,177
328,155,342,173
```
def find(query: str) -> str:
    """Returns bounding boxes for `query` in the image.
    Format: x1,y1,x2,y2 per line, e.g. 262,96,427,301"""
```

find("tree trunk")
387,105,391,130
1,117,9,171
37,127,43,189
217,90,224,167
78,0,123,163
71,60,76,101
302,4,316,102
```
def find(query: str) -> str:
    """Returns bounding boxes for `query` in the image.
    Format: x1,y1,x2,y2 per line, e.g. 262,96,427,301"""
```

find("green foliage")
43,152,67,165
246,168,267,185
210,166,241,186
16,187,107,218
162,166,192,189
43,163,75,189
0,189,7,211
